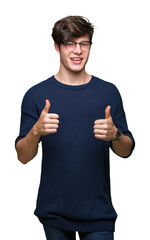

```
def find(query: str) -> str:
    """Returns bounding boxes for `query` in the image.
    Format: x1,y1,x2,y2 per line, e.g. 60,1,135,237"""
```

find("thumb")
43,99,50,113
105,106,111,119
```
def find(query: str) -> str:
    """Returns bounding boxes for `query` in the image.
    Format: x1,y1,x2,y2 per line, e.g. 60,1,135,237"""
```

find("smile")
70,57,83,61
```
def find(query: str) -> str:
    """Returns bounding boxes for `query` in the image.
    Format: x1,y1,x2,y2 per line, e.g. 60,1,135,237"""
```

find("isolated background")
0,0,150,239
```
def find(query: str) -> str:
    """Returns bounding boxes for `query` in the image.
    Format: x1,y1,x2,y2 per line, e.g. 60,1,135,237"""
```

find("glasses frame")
62,41,92,52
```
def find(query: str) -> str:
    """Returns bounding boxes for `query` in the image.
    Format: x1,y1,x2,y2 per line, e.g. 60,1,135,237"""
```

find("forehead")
71,34,90,42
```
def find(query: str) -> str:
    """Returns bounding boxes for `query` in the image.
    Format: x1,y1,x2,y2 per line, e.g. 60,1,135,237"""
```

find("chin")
70,65,85,73
70,69,84,74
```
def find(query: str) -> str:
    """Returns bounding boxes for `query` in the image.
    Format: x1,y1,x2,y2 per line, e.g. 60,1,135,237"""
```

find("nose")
73,43,82,54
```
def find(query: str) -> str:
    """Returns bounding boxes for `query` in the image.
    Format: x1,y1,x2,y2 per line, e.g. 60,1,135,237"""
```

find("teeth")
72,58,82,61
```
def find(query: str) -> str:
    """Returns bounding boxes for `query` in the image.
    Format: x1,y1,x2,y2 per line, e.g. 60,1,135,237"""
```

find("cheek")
83,49,90,58
86,50,91,58
60,51,70,64
83,52,90,64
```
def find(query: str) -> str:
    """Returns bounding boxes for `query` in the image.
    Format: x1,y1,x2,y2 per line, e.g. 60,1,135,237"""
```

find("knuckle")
43,118,47,124
104,124,108,130
44,128,49,133
105,129,108,134
43,124,47,130
106,119,109,124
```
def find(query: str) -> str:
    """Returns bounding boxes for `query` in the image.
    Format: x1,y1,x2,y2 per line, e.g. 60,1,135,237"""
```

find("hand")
33,99,59,136
93,106,117,141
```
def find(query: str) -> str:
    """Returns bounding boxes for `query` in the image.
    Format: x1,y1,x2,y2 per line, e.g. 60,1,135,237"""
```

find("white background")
0,0,150,239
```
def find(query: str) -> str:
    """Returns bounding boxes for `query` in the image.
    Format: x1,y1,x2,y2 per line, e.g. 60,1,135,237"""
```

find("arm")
93,106,134,158
16,100,59,164
111,133,132,158
16,127,41,164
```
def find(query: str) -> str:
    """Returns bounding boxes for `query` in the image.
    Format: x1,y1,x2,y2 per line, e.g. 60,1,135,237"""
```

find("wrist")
32,122,41,138
112,128,122,142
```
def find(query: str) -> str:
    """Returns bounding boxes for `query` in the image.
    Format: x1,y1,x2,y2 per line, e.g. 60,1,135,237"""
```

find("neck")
55,68,91,86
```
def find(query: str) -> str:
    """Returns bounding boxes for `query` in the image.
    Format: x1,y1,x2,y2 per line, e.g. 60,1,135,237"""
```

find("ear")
54,42,60,53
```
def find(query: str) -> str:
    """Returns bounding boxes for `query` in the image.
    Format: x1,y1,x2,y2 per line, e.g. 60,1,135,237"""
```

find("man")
15,16,135,240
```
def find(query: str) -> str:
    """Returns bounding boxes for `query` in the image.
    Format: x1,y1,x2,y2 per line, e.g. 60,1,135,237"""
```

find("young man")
15,16,135,240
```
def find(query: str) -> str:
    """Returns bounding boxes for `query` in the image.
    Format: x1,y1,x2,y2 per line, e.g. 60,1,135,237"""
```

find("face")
55,34,91,74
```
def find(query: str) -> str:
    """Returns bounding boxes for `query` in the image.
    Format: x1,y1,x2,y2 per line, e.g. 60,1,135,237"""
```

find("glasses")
62,41,92,52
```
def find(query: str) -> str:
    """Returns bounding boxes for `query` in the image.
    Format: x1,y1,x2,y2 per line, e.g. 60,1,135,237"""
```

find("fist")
93,106,117,141
33,99,59,136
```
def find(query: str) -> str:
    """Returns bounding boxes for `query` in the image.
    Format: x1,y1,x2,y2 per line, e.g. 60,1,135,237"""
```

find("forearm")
16,125,41,164
111,134,132,158
16,100,59,164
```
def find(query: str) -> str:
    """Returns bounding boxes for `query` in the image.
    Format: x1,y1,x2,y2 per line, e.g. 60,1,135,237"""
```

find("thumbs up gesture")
93,106,117,141
33,99,59,136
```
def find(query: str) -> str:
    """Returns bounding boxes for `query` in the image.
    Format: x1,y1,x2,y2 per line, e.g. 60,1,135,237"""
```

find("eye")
66,42,74,46
81,41,89,46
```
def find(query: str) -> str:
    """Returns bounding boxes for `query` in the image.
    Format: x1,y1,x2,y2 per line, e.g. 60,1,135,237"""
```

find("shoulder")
25,76,53,96
92,75,121,96
22,76,53,101
21,76,54,110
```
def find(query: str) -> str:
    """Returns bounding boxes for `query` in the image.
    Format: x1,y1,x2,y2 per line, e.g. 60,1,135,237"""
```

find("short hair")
52,15,94,45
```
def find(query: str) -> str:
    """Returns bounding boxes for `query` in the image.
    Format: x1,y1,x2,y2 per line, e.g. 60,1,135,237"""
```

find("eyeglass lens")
65,41,91,51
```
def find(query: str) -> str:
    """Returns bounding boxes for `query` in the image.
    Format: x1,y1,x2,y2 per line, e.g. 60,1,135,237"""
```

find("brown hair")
52,15,94,45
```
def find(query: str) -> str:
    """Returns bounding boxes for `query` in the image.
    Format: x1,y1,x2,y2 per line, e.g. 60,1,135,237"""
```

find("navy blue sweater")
15,75,135,232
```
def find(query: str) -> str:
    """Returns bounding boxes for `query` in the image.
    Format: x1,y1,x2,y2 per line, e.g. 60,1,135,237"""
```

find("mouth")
70,57,83,64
